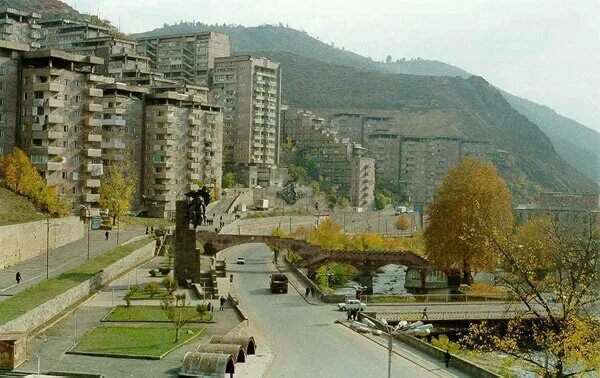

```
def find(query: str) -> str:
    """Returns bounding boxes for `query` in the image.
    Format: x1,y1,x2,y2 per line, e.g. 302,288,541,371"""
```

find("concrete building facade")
213,55,281,168
19,49,112,213
144,85,223,218
136,32,230,87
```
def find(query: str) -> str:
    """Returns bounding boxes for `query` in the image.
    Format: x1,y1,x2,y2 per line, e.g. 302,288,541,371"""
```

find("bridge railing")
374,309,534,322
362,293,509,304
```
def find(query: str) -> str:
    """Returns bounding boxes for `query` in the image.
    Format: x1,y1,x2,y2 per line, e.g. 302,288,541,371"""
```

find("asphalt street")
220,243,465,378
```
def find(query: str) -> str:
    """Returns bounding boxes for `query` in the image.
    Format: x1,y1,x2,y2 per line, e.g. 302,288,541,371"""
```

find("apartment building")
0,8,41,48
136,32,230,87
19,49,113,213
284,109,375,207
213,55,281,168
99,82,149,208
399,136,489,204
144,85,223,218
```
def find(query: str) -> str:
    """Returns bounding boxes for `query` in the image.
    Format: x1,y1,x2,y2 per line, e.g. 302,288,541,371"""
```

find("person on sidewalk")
347,310,351,321
305,287,310,297
310,287,315,297
15,271,21,284
219,296,226,310
105,231,110,240
444,350,451,368
421,307,429,321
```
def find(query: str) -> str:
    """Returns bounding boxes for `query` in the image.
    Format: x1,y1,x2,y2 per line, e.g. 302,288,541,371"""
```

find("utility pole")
46,218,50,279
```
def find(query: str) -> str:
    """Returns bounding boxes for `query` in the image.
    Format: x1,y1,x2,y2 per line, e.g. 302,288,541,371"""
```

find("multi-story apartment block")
0,40,28,155
399,136,489,204
0,8,41,49
144,85,223,218
19,49,113,213
284,109,375,207
99,82,149,208
136,32,230,87
213,55,281,168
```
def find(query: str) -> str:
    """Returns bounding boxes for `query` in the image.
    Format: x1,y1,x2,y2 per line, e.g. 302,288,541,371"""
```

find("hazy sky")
66,0,600,132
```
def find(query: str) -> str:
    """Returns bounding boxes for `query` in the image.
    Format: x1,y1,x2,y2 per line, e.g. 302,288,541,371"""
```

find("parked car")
236,257,245,265
337,299,366,311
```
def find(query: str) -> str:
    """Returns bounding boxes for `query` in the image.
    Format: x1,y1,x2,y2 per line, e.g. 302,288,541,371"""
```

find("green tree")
288,165,308,183
374,191,391,210
161,295,198,342
222,172,236,189
424,157,513,284
99,166,134,225
310,181,321,195
163,275,177,295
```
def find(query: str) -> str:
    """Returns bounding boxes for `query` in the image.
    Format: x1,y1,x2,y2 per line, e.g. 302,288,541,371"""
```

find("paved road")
220,243,466,378
0,228,144,302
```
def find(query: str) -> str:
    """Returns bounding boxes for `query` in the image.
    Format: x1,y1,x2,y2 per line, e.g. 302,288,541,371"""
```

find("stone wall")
0,216,84,270
0,240,155,334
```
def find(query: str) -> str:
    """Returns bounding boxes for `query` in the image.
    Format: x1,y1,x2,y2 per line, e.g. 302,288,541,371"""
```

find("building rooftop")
0,40,30,52
23,49,104,65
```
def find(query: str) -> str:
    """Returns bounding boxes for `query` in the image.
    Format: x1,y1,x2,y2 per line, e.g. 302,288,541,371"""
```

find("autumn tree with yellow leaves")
424,157,513,284
464,213,600,376
99,165,135,225
395,215,410,231
0,148,69,216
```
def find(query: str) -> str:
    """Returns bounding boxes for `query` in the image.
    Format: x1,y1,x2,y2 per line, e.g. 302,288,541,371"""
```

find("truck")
270,273,288,293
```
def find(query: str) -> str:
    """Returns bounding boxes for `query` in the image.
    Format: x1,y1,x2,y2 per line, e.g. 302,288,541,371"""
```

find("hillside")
248,51,597,197
0,187,46,226
137,22,600,185
1,0,76,15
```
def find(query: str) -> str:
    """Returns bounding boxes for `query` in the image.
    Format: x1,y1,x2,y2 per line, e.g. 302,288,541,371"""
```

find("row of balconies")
103,118,126,127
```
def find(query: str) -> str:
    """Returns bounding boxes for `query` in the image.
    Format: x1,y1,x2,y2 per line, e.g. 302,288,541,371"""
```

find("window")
0,82,4,90
62,172,68,179
74,95,81,104
0,66,5,75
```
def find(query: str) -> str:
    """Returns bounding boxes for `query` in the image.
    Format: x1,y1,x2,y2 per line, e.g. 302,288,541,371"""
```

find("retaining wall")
0,216,84,270
0,239,155,334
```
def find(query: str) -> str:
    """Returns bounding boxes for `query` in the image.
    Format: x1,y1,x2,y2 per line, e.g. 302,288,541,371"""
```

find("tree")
146,281,161,298
99,165,134,225
310,181,321,195
395,215,410,231
283,136,294,151
288,165,308,183
338,197,350,209
386,55,392,64
222,172,236,189
424,157,512,284
463,213,600,376
161,295,198,342
163,275,177,295
374,191,391,210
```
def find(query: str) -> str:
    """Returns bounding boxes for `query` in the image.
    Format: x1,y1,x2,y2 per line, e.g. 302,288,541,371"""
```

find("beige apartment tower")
136,32,230,87
144,85,223,218
213,55,281,168
19,50,113,213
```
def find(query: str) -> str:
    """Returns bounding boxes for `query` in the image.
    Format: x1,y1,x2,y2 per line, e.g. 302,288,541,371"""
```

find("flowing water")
332,264,411,296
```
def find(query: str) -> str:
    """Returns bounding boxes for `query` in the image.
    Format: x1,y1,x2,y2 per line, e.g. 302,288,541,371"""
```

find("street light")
381,318,394,378
80,205,91,260
41,215,59,279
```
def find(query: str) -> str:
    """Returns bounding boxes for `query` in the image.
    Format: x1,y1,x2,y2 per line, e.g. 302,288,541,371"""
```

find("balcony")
45,146,64,155
85,118,103,127
189,173,200,180
86,103,103,112
32,130,63,140
86,134,102,143
36,161,62,171
81,193,100,203
187,162,199,170
47,114,64,124
33,82,63,92
188,129,199,137
85,179,101,188
154,125,176,135
154,115,176,123
86,74,107,83
102,118,126,127
104,106,125,115
189,118,202,126
47,98,64,108
154,139,175,146
87,88,103,97
86,163,103,175
85,148,102,158
154,171,174,179
188,141,200,148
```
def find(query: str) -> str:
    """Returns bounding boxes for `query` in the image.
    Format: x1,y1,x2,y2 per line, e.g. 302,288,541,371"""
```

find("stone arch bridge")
196,232,459,294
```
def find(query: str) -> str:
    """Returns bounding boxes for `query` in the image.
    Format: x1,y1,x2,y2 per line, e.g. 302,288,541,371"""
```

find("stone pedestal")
174,200,201,285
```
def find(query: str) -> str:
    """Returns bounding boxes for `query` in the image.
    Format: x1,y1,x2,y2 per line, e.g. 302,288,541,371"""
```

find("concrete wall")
0,239,155,334
0,216,84,270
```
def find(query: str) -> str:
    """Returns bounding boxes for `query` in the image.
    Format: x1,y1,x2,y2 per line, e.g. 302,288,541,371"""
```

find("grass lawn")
104,305,213,322
72,325,203,358
0,239,152,324
128,288,170,300
0,187,47,226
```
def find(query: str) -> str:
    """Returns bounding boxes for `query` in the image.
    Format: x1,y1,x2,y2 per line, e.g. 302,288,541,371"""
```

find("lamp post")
80,205,91,260
381,318,394,378
43,216,59,279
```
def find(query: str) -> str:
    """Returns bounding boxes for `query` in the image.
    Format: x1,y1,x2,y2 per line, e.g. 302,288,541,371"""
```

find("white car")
337,299,366,311
236,257,245,265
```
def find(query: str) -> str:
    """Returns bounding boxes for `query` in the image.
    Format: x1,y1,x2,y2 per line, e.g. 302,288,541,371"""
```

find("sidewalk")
0,227,145,302
273,251,321,305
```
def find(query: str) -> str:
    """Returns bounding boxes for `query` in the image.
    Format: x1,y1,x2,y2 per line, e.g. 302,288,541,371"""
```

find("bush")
146,282,160,298
158,267,171,276
395,215,410,231
288,251,303,265
175,293,186,306
163,275,177,295
196,303,208,315
149,269,157,277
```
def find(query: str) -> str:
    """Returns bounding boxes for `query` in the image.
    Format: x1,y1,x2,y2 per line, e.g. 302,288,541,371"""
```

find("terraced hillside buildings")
213,55,282,168
284,109,374,207
135,32,230,87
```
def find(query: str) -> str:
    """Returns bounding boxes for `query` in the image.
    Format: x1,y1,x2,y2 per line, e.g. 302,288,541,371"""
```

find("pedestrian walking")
421,306,429,321
150,226,154,233
15,271,21,284
347,310,351,321
105,231,110,240
310,287,315,297
206,302,212,312
145,226,149,235
444,349,451,368
219,296,226,311
305,287,310,297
